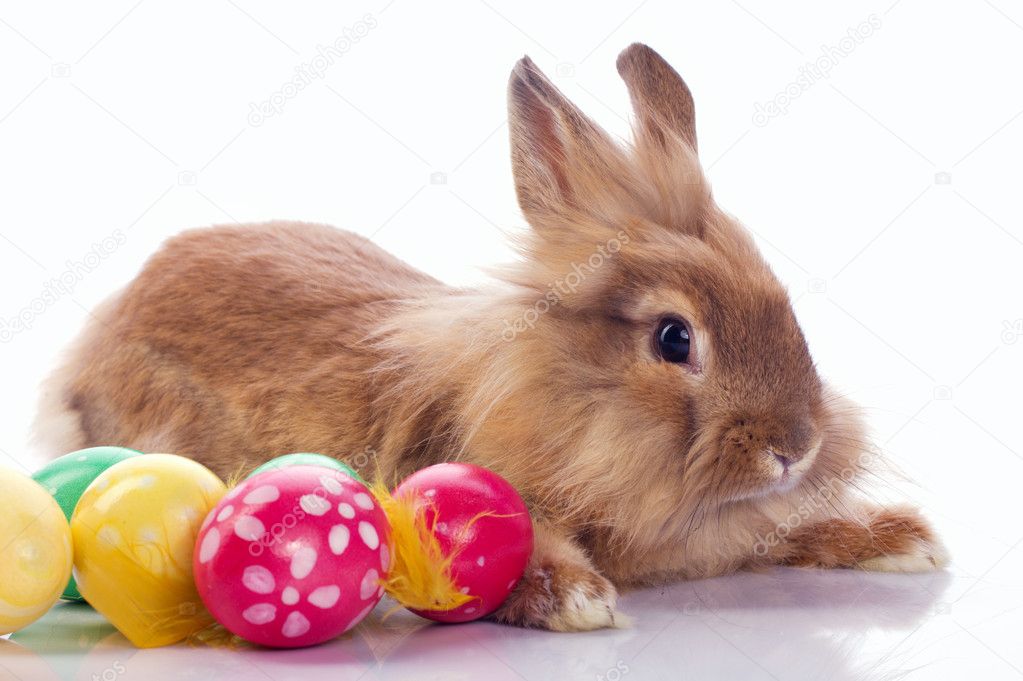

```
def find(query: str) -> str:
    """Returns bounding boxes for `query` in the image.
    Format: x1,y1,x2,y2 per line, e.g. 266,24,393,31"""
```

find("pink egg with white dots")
193,465,390,648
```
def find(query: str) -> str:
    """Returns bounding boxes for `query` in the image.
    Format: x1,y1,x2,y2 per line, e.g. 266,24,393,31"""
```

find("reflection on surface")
0,568,955,681
0,638,60,681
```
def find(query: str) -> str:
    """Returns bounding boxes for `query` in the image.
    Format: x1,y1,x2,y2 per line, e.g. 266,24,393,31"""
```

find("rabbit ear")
508,56,627,224
616,43,697,153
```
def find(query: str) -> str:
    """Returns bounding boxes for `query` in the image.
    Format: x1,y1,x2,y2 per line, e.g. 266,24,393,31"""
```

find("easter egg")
0,467,73,635
193,465,390,648
247,452,362,482
394,463,533,623
71,454,226,648
31,446,141,600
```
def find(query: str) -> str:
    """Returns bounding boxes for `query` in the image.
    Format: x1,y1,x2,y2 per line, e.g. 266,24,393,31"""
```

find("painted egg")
247,452,362,483
394,463,533,623
31,446,141,600
0,467,73,635
193,465,390,648
71,454,226,648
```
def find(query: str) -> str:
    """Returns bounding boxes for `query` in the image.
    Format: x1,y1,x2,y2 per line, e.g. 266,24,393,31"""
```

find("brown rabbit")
36,44,946,632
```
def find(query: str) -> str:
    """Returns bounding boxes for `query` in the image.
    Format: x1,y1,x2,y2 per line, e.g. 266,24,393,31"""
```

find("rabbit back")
34,220,444,478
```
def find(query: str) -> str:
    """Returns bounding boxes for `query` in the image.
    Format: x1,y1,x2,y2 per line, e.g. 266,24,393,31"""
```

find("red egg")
394,463,533,622
193,465,390,647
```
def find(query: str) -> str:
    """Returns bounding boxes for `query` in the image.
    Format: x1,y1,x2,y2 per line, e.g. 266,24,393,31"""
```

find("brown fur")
775,507,941,569
36,44,946,631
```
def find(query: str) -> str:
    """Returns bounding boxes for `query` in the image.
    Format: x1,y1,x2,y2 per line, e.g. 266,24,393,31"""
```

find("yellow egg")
71,454,226,648
0,467,73,635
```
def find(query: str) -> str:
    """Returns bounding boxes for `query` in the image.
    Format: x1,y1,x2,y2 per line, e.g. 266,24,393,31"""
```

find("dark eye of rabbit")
656,318,690,363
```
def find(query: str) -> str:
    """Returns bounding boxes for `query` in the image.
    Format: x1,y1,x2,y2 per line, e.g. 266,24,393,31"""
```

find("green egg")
31,445,143,601
246,452,363,482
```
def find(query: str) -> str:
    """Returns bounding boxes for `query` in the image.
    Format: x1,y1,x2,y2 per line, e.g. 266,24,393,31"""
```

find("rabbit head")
493,45,863,557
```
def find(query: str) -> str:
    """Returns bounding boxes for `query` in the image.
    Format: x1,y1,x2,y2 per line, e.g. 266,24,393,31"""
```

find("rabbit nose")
768,447,801,468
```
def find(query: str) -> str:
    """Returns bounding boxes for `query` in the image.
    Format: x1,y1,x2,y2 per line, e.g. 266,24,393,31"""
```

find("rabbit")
35,43,947,632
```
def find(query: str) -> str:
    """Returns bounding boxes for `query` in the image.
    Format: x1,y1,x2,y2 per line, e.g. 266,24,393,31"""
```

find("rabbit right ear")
508,57,631,228
616,43,698,153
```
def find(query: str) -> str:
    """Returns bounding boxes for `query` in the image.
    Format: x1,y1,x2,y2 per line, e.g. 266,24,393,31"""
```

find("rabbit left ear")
508,56,631,227
616,43,698,154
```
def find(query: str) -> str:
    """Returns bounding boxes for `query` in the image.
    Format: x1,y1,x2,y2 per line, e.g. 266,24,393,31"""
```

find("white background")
1,1,1022,678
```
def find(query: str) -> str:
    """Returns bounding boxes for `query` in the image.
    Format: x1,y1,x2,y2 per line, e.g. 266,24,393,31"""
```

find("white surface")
1,0,1022,679
0,567,1013,680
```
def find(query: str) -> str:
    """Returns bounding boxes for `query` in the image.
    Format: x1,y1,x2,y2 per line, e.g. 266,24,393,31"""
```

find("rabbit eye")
655,318,691,364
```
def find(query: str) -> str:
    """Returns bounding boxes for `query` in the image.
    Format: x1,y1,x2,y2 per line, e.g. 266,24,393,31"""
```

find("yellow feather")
370,480,475,613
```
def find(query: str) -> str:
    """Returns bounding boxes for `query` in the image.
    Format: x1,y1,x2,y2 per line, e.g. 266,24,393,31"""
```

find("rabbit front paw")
493,561,624,631
780,505,949,572
855,508,950,573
